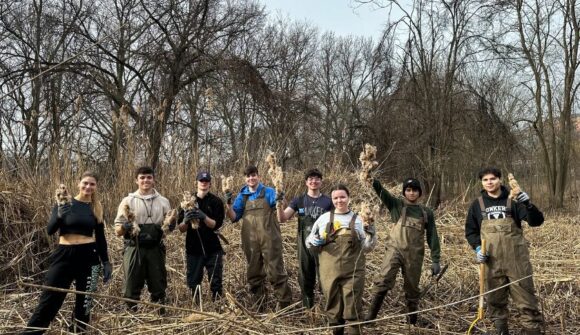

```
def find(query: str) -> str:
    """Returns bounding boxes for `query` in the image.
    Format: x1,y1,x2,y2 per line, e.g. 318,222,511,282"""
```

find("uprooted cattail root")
181,191,199,229
221,175,234,194
358,144,378,183
266,151,284,191
123,204,140,237
508,173,521,200
162,209,177,233
54,184,72,205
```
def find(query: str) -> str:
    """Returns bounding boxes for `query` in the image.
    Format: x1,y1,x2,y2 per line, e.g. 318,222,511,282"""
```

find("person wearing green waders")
465,167,545,335
364,177,441,325
114,166,172,314
277,168,333,309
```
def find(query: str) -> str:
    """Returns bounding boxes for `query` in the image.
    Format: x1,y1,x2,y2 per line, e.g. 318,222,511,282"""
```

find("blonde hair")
79,171,104,224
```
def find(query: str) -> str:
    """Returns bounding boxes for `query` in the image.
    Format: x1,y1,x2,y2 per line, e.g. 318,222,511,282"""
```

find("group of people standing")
22,165,545,335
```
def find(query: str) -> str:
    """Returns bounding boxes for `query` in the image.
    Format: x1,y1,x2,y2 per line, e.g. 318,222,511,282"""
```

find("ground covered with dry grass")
1,176,578,334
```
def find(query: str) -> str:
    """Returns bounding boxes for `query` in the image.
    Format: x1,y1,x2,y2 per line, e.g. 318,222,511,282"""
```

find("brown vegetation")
0,168,578,334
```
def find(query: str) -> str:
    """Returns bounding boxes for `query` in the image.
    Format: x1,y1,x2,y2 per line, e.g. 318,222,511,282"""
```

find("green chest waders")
297,197,320,308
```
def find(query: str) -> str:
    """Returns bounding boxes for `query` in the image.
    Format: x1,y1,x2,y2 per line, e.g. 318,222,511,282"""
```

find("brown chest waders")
478,197,543,330
240,188,292,308
367,206,427,323
319,211,365,335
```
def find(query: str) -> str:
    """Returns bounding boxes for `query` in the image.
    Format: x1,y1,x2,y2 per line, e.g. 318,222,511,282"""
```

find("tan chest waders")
240,188,292,308
478,197,542,329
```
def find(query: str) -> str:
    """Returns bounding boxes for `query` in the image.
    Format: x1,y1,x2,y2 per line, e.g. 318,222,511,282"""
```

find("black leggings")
23,243,101,334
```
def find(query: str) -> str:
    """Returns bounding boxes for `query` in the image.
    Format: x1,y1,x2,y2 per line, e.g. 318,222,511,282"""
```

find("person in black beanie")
365,176,441,325
174,171,225,303
23,171,112,334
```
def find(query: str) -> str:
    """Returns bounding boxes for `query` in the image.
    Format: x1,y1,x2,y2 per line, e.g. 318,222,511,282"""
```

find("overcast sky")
260,0,391,40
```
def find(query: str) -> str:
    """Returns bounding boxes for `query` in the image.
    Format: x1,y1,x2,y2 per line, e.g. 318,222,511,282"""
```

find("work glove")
102,261,113,283
224,192,233,205
275,191,285,202
122,222,133,232
515,192,530,206
309,236,325,247
57,202,72,219
475,245,489,264
184,209,197,222
364,224,376,237
431,262,441,276
191,209,207,221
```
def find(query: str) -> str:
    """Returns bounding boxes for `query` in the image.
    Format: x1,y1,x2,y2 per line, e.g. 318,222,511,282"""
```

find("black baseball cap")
196,171,211,182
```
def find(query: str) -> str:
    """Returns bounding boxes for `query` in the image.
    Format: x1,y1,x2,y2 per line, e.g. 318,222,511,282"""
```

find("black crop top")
47,199,109,263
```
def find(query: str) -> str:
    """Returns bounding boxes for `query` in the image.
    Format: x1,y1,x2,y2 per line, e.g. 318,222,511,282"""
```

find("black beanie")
402,178,422,196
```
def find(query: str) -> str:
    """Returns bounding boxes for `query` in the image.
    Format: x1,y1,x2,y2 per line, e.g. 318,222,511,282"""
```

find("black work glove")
57,202,72,219
102,261,113,283
224,192,233,205
275,191,285,202
122,222,133,232
431,262,441,276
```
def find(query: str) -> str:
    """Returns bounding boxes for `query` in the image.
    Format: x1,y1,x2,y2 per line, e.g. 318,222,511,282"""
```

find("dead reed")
0,167,578,334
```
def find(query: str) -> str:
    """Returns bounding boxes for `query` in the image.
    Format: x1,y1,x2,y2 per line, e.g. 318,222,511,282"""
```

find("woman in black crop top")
23,171,112,334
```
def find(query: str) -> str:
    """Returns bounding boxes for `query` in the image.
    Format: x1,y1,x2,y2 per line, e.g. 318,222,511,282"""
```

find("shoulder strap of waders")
240,187,266,211
400,205,407,224
477,197,487,220
324,210,336,242
348,212,358,243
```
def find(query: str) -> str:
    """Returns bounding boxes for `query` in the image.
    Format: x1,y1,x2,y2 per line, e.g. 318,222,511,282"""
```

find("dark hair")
304,168,323,180
80,171,99,182
243,165,259,176
478,167,501,180
135,166,155,178
330,184,350,197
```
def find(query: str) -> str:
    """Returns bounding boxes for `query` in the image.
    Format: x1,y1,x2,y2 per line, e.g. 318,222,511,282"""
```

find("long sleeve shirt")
305,210,377,252
372,179,441,263
465,186,544,250
231,183,276,222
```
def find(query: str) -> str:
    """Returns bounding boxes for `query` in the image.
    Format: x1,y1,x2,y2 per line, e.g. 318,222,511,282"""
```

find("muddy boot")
521,328,542,335
364,292,386,321
331,320,345,335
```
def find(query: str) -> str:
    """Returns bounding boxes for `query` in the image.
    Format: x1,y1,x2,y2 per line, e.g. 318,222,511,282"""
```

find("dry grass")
0,169,578,334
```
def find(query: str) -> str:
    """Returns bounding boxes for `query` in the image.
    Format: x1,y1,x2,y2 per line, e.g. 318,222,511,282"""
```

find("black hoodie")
465,186,544,250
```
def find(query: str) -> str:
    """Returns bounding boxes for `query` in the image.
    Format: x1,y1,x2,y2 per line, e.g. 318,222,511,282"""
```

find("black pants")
23,243,101,334
186,251,223,300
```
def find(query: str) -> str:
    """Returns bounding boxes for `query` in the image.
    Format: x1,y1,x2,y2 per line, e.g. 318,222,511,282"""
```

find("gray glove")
184,209,197,222
431,262,441,276
190,208,207,221
475,246,489,264
515,192,530,205
57,202,72,219
364,224,376,237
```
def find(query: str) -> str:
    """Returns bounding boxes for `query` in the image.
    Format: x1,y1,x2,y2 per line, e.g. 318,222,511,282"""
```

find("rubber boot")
364,292,386,321
521,328,542,335
493,320,509,335
406,302,418,325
